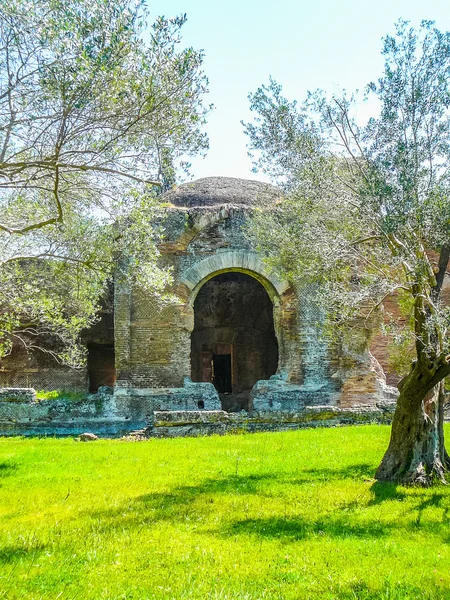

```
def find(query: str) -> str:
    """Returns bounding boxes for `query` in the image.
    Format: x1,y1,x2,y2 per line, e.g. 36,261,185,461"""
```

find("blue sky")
149,0,450,183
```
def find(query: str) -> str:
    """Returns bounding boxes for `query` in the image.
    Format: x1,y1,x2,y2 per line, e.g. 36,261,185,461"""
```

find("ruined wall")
114,206,295,397
113,205,386,413
0,198,397,424
126,288,189,388
0,386,396,438
0,303,114,393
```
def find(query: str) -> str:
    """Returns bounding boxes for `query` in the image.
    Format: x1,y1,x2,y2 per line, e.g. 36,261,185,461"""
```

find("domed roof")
162,176,282,208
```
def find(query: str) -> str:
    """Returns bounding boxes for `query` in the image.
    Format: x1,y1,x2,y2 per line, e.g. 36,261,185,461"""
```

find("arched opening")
190,272,278,411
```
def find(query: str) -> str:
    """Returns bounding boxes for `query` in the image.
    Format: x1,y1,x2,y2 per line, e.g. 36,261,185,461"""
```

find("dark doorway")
191,272,278,411
87,344,116,392
213,354,232,393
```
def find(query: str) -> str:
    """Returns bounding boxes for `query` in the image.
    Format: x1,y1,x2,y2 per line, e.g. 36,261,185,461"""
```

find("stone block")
251,376,338,413
154,410,228,425
151,380,221,411
80,432,99,441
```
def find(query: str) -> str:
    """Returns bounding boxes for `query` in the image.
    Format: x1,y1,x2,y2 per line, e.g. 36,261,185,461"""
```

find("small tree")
0,0,210,364
244,21,450,485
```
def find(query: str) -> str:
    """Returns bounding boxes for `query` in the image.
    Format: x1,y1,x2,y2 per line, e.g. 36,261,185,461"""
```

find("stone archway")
180,250,289,303
190,271,279,412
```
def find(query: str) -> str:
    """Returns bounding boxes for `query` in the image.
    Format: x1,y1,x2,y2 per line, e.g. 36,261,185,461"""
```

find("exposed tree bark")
376,366,450,485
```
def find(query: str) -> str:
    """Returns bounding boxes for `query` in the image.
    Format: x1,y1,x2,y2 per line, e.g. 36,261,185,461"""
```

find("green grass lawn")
1,425,450,600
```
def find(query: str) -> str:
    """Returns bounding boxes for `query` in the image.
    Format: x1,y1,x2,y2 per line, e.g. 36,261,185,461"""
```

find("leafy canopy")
0,0,211,365
244,20,450,363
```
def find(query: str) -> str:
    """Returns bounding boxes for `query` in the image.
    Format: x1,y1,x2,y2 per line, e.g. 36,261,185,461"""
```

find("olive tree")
0,0,210,364
244,21,450,485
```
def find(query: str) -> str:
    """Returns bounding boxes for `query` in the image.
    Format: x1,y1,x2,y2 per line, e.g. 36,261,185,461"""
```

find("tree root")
380,460,449,487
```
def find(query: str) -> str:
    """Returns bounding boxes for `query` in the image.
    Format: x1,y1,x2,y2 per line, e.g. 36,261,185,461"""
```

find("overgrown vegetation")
2,426,450,599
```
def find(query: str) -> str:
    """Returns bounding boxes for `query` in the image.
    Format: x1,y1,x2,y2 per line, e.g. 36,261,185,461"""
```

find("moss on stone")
36,390,87,402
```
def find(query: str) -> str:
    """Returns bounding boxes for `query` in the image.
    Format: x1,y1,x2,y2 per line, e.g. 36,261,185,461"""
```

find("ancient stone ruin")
0,177,398,437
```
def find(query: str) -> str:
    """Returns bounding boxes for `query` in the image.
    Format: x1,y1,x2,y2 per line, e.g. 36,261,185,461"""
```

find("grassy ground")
1,425,450,600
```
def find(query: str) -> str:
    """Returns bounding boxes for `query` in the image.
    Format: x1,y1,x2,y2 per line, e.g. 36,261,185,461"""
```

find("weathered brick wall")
128,288,191,388
115,204,383,412
0,345,87,391
275,287,301,382
1,194,398,412
0,300,114,394
114,280,132,389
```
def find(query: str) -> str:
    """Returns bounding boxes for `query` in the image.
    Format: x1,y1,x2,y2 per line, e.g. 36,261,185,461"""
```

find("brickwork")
114,184,396,414
113,201,312,410
0,344,87,391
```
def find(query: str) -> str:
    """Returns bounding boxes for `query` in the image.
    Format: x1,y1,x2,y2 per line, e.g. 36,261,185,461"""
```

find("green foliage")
0,0,211,365
243,77,323,186
386,334,415,377
2,426,450,598
244,21,450,360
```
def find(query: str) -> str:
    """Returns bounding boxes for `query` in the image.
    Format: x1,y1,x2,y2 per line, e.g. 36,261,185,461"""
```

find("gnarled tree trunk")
376,365,450,485
377,245,450,487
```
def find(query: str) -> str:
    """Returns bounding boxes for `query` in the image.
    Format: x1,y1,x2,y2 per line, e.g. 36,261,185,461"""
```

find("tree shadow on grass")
370,480,449,524
333,580,442,600
0,461,18,477
369,481,407,505
82,466,390,540
0,542,47,565
77,462,450,543
291,463,375,484
85,462,376,533
224,489,450,543
82,473,278,535
0,460,18,489
225,515,389,541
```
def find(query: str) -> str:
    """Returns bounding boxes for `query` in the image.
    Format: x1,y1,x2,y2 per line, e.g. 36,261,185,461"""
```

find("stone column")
113,280,132,395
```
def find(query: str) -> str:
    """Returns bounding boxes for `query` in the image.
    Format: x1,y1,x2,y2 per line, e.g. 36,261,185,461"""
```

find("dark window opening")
213,354,232,393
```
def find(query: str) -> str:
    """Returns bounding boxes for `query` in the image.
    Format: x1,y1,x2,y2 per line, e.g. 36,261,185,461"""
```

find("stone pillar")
274,286,301,382
114,280,131,394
